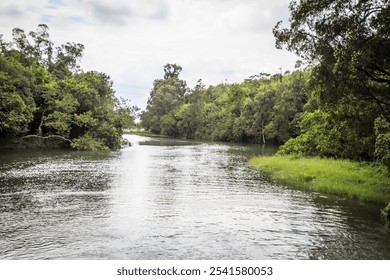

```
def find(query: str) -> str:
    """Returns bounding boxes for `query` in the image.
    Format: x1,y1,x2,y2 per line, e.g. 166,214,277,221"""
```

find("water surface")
1,135,389,259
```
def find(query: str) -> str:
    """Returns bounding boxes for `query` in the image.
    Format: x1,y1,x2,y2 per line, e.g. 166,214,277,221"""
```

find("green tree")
1,25,135,150
28,24,54,67
263,71,307,144
273,0,390,161
176,80,207,139
0,54,35,137
141,63,187,135
273,0,389,109
140,70,308,144
51,42,84,80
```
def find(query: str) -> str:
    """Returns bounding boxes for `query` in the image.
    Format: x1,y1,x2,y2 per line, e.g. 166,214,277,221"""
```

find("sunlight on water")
0,135,389,259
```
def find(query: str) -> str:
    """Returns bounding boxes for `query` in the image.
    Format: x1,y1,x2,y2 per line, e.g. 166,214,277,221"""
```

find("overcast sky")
0,0,298,109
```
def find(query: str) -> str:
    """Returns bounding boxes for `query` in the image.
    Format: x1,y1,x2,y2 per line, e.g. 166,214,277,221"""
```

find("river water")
0,135,389,259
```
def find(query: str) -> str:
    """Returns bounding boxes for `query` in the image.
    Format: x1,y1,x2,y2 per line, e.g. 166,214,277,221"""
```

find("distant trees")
141,63,187,136
141,64,308,144
0,25,136,150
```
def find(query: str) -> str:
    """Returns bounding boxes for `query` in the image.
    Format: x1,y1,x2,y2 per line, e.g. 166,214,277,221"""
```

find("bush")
70,134,109,151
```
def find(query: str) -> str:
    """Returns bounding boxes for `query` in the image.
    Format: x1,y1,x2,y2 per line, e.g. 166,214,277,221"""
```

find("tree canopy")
273,0,389,114
273,0,390,168
0,25,136,150
141,64,308,144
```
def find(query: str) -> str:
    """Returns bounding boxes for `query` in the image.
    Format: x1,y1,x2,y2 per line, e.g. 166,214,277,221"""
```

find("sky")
0,0,299,110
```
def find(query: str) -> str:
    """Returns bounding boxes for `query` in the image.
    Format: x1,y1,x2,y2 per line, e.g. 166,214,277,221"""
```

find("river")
1,135,389,259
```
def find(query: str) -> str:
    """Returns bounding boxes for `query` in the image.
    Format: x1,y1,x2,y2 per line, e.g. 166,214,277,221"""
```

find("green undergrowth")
249,155,390,205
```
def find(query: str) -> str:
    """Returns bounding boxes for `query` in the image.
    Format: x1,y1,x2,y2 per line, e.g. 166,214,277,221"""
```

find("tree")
263,71,307,144
176,79,207,139
141,63,187,135
163,63,183,79
28,24,53,67
140,68,308,144
273,0,390,161
273,0,389,116
0,25,135,150
51,42,84,80
0,54,35,137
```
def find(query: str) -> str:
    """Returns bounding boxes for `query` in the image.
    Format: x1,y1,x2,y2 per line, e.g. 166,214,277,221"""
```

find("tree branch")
357,67,390,84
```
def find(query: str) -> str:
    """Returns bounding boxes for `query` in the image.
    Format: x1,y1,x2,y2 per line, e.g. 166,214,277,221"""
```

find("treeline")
141,0,390,171
141,64,308,145
0,25,136,150
273,0,390,170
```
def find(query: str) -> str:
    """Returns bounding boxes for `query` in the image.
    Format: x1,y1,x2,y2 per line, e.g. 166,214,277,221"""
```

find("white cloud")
0,0,298,109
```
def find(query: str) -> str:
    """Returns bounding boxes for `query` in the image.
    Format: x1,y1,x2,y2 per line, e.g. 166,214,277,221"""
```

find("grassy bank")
249,156,390,205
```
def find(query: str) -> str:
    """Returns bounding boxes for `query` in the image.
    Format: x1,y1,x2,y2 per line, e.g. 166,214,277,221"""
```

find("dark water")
1,135,389,259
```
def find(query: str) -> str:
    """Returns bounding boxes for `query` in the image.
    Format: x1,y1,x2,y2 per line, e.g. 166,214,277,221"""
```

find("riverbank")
249,156,390,205
0,137,69,150
123,130,170,138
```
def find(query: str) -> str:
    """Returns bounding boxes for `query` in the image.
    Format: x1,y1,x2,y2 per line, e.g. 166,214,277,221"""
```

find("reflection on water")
0,135,389,259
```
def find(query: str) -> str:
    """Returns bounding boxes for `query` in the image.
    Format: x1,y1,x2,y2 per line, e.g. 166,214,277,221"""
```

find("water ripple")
0,135,389,259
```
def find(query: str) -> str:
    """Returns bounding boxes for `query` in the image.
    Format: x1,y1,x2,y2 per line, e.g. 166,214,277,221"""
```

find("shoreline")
249,155,390,206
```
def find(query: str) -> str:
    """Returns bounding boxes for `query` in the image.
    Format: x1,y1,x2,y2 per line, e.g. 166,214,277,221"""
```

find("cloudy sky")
0,0,298,109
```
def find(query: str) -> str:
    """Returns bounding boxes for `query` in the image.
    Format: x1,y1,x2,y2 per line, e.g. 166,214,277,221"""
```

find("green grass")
249,155,390,204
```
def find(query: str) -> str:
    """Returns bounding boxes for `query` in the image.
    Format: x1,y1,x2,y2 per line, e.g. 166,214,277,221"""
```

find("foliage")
141,65,308,144
374,117,390,172
273,0,390,163
0,25,136,150
70,133,109,151
278,95,378,160
141,63,187,135
0,55,36,135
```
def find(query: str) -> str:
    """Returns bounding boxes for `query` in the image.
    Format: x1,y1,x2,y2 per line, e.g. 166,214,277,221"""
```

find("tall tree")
141,63,187,135
273,0,390,116
273,0,390,162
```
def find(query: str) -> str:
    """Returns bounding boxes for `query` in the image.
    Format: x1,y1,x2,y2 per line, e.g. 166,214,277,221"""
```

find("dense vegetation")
141,63,308,145
273,0,390,170
141,0,390,172
0,25,136,150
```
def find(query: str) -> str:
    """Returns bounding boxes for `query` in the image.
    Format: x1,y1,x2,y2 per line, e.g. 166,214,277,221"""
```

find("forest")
0,24,136,150
141,0,390,171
